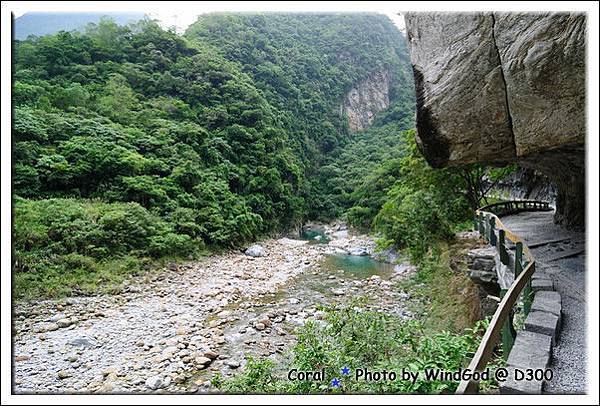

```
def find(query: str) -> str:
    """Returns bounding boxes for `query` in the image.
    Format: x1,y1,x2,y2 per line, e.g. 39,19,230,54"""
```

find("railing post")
488,216,497,246
515,242,523,277
483,214,488,241
500,289,517,360
482,214,489,241
498,229,509,265
523,262,535,315
478,213,485,236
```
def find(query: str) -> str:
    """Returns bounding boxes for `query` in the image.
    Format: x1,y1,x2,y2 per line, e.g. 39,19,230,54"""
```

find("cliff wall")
405,12,586,228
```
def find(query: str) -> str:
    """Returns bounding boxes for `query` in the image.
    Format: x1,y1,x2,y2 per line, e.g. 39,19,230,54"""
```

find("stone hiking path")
501,211,586,394
12,231,414,394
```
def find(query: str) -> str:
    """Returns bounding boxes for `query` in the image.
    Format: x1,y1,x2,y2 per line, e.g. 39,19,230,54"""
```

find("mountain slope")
12,14,416,298
185,13,415,217
14,12,146,40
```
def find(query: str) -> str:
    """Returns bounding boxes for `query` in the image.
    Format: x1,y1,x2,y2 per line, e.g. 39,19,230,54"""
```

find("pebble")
68,337,97,348
162,346,179,358
226,360,240,369
195,356,212,366
57,318,73,328
45,323,59,332
102,367,118,377
145,375,163,390
203,350,219,359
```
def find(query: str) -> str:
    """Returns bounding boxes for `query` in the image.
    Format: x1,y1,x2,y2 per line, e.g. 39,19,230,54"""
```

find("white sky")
11,1,596,35
11,1,407,33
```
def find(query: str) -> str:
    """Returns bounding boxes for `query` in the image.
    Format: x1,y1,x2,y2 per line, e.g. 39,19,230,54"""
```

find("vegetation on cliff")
13,15,418,298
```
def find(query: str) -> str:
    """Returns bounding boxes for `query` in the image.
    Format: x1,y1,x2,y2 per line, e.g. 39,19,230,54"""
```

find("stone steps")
499,272,562,394
547,248,586,262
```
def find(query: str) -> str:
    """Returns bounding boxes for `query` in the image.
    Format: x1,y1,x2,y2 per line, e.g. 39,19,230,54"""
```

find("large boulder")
493,13,585,158
466,246,500,317
244,244,266,257
405,13,515,167
405,12,586,229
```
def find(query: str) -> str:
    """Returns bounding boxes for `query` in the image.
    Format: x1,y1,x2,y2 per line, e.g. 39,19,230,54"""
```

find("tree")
459,164,517,210
97,73,140,123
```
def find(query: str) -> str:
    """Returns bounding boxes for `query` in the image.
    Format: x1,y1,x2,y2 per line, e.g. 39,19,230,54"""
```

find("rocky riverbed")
12,223,415,394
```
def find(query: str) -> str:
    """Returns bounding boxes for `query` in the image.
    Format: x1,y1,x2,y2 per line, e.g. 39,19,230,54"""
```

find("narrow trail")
12,226,414,394
500,211,586,394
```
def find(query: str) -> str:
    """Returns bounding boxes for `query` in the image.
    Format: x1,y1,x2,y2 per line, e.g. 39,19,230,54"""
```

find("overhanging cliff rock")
405,12,586,229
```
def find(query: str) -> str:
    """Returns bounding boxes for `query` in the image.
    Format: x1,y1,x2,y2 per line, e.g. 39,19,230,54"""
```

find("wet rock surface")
12,225,415,394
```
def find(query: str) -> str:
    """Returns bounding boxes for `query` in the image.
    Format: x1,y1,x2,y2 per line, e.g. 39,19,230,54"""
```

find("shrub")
13,197,201,299
374,188,454,261
214,302,495,394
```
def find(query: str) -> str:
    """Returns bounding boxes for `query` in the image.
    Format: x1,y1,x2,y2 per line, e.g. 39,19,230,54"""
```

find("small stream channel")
191,228,413,387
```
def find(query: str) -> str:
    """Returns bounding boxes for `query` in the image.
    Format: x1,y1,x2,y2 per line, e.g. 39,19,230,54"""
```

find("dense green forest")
184,13,416,218
13,13,481,298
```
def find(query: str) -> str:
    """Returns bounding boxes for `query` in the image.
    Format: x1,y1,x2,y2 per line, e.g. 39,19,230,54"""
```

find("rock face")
342,69,391,132
466,246,500,317
494,168,556,204
405,12,586,229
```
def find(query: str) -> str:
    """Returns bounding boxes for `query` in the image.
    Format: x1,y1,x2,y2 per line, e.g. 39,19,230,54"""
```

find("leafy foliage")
13,19,308,243
214,301,497,394
13,14,415,298
327,128,471,261
185,13,416,219
13,197,195,298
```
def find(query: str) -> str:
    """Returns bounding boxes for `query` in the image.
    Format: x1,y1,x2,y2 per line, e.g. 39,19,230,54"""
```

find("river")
12,222,414,393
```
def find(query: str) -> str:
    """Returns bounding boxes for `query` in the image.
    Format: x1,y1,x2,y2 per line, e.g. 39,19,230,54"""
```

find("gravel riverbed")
12,225,414,394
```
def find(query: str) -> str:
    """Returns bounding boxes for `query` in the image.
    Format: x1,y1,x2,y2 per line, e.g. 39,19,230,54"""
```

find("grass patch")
13,254,146,299
397,240,482,334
